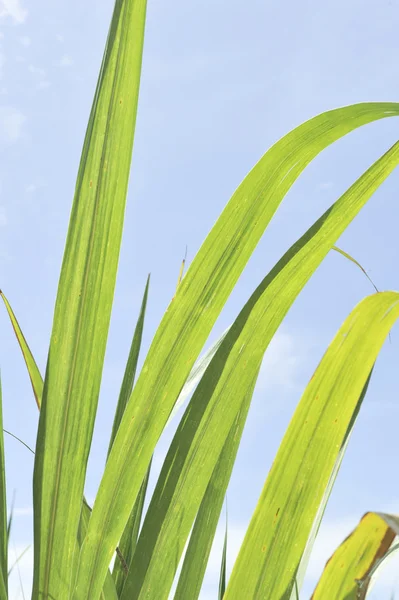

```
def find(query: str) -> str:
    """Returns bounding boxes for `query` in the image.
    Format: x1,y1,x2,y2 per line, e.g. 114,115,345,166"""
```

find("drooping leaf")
32,0,148,597
224,292,399,599
117,140,399,600
332,245,379,292
75,104,399,599
311,512,399,599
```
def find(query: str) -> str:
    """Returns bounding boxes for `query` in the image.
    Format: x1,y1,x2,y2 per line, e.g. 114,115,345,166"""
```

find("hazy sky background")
1,0,399,597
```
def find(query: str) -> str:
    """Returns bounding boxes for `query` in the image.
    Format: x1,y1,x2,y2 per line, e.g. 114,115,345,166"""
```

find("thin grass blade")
0,291,42,408
108,274,150,456
75,104,399,599
8,545,30,578
311,512,399,599
218,506,228,600
224,292,399,599
332,246,379,292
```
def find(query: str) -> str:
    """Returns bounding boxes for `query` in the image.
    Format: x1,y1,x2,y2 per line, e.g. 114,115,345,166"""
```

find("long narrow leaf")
108,274,150,457
289,370,373,598
8,545,30,578
0,291,42,408
107,275,151,593
75,104,399,599
32,0,147,596
218,506,228,600
173,246,376,599
174,406,249,600
224,292,399,599
311,512,399,599
118,140,399,600
0,378,7,597
113,458,152,594
78,501,118,600
2,279,117,599
332,246,379,292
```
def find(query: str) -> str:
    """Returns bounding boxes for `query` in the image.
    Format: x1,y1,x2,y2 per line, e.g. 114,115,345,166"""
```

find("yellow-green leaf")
224,292,399,599
0,291,42,408
312,512,399,600
32,0,147,597
75,104,399,599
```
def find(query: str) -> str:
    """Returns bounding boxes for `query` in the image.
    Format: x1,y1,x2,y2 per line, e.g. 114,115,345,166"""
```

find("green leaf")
107,275,150,594
332,245,379,292
174,408,248,600
32,0,147,596
3,430,34,456
289,370,373,599
75,103,399,599
0,378,7,597
218,505,228,600
0,291,42,408
1,292,116,598
8,546,30,578
311,512,399,599
79,501,118,600
107,274,150,457
116,138,399,600
224,292,399,599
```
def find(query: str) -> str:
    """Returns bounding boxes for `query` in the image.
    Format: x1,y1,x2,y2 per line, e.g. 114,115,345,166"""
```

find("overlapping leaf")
74,104,399,599
118,140,399,600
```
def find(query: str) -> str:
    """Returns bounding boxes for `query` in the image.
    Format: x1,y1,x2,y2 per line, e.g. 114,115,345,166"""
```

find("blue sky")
1,0,399,597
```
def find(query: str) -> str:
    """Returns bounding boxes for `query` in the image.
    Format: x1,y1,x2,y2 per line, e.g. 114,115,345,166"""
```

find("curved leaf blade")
224,292,399,599
75,103,399,600
117,139,399,600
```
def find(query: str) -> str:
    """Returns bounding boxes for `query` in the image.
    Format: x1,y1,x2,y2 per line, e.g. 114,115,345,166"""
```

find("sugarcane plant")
1,0,399,598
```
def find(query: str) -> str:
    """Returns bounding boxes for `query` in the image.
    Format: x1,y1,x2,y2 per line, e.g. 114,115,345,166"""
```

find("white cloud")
55,33,64,43
36,80,51,90
28,64,50,90
256,330,305,393
58,54,73,68
0,0,27,24
319,181,333,190
18,35,30,46
28,64,46,78
13,506,33,516
0,106,26,143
